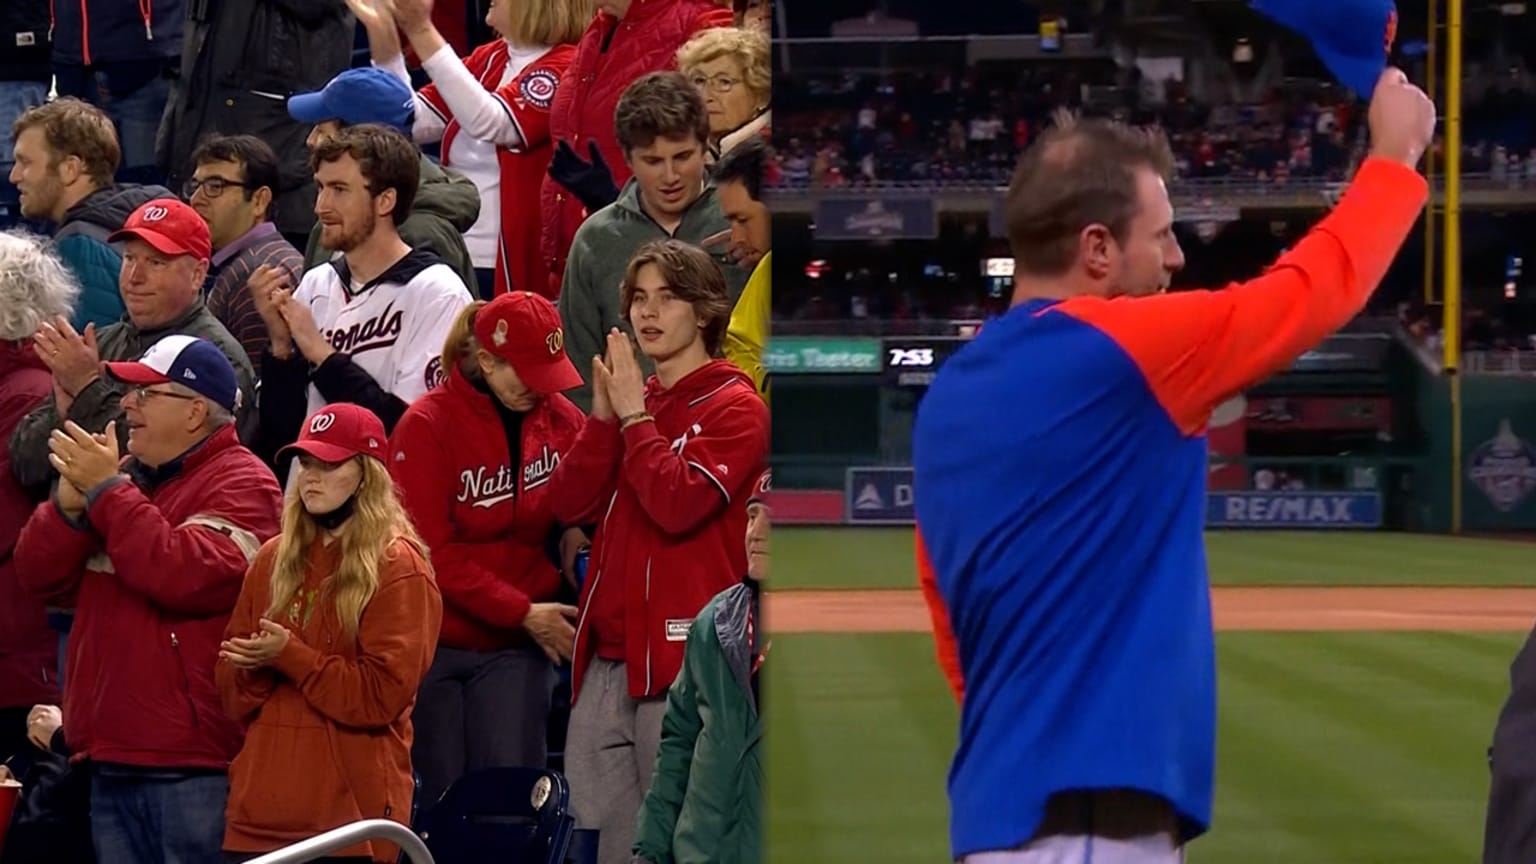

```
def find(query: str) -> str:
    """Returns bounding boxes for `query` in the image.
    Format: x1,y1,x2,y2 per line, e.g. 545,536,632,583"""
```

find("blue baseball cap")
287,66,416,134
104,334,240,413
1252,0,1397,98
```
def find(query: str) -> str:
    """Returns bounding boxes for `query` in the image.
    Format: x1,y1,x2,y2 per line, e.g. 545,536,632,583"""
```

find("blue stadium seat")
564,828,599,864
416,767,574,864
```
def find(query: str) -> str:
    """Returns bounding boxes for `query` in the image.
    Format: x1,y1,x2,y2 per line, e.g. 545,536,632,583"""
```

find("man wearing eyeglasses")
186,134,304,381
13,333,282,864
10,197,260,501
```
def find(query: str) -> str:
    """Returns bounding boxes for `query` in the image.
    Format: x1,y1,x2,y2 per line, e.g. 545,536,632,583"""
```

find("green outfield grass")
766,631,1520,863
774,528,1536,591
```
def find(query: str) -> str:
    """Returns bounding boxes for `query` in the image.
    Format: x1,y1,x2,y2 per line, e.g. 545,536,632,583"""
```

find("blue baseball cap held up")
1251,0,1398,97
287,66,416,134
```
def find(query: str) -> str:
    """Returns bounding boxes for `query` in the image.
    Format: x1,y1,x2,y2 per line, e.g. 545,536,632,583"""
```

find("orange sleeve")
1058,157,1428,436
215,545,279,725
916,527,964,703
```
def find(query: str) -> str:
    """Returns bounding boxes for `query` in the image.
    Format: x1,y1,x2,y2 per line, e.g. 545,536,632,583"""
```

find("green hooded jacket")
556,178,748,413
302,153,480,289
633,580,762,864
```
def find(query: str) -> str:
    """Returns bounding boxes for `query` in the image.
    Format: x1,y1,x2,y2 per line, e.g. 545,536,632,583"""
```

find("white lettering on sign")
1224,496,1356,523
887,348,934,367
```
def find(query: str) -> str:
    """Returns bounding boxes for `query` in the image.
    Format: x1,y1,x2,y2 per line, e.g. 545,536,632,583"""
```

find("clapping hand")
34,317,101,397
220,619,293,669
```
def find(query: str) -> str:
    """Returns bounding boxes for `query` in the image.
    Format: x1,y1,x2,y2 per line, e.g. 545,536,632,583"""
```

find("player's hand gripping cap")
1251,0,1397,98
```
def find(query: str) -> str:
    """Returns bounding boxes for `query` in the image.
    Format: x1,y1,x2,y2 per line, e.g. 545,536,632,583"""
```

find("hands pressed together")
48,420,121,517
249,265,333,363
590,328,648,424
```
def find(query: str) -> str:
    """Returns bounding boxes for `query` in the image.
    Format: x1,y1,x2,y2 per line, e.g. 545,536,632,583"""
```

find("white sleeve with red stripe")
419,44,528,150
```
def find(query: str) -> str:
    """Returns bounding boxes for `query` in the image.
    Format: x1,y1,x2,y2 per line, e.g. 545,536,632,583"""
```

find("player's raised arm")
1058,68,1435,435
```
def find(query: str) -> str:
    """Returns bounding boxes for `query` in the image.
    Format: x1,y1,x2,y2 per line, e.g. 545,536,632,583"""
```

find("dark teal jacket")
53,183,173,330
634,580,762,864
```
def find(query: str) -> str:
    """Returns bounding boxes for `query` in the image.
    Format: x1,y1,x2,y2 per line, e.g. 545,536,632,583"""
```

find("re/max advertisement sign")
846,468,1383,529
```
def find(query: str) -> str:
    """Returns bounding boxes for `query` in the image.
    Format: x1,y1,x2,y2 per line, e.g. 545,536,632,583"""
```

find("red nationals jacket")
549,360,768,701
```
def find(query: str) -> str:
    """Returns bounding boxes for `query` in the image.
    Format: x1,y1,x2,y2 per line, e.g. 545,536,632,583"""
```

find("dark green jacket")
634,580,762,864
556,178,747,413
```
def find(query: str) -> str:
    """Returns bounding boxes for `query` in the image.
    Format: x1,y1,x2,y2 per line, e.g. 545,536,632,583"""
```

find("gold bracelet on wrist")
620,411,653,430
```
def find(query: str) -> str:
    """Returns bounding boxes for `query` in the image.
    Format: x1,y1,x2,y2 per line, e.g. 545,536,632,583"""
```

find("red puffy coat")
0,342,57,710
539,0,733,294
14,424,283,769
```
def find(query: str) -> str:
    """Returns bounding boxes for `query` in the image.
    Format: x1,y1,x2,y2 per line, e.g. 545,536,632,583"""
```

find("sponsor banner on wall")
846,467,1383,528
845,466,916,525
1244,396,1394,432
1290,335,1391,373
1205,491,1382,528
765,337,883,374
814,197,938,240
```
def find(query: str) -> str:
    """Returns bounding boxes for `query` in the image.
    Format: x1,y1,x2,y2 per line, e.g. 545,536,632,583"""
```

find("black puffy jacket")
157,0,355,238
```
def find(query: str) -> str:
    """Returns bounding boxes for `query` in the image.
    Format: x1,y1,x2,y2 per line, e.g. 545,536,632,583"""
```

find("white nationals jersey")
294,248,473,416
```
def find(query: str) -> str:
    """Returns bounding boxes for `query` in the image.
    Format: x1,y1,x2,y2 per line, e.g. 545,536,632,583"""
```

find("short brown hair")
310,124,420,225
1003,110,1175,277
505,0,592,46
620,240,732,356
11,98,121,186
614,72,711,154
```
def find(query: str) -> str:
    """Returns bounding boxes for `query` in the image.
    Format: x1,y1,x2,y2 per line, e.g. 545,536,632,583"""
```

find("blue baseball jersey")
911,158,1429,859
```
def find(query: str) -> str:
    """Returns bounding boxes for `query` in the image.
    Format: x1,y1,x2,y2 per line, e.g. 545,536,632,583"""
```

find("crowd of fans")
0,0,774,863
770,62,1536,189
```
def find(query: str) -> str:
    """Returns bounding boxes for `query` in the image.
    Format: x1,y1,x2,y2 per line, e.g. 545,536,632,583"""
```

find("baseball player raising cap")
472,291,583,395
104,334,240,414
109,198,213,262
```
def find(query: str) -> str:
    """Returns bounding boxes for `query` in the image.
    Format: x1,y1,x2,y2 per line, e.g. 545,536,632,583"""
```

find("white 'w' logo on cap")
142,205,170,222
309,413,336,434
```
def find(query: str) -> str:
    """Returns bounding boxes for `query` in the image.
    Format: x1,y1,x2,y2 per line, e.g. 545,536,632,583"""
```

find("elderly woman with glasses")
676,27,770,164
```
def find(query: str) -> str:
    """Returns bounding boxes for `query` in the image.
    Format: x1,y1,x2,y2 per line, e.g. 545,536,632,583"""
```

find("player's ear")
1080,223,1115,280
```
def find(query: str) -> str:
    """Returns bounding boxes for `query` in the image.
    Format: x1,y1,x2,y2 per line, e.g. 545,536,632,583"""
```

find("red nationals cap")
109,198,213,261
473,291,583,396
277,403,387,465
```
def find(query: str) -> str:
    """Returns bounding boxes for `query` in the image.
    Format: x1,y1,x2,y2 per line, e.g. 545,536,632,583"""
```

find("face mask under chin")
308,494,358,530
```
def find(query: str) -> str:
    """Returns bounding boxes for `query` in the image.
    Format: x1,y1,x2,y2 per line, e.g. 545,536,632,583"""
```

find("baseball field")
764,528,1536,863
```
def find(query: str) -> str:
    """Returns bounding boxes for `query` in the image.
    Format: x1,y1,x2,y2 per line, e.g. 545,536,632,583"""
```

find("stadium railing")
244,819,435,864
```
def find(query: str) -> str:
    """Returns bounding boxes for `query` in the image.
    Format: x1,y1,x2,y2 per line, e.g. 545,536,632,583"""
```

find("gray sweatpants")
410,645,557,807
564,658,667,864
962,834,1185,864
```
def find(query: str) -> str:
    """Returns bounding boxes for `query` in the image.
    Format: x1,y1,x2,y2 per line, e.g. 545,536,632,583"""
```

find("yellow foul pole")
1423,0,1437,304
1444,0,1464,534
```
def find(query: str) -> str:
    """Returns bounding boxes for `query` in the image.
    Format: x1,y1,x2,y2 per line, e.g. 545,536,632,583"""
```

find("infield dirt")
768,587,1536,634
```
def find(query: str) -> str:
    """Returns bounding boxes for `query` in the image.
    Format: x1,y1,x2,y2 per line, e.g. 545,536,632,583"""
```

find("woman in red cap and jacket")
216,402,442,863
388,291,588,806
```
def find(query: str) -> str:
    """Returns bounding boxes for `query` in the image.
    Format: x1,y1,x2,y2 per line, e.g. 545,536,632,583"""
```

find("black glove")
549,139,621,213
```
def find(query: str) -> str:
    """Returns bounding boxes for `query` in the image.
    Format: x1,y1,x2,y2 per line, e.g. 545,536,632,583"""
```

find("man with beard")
8,98,173,328
254,123,472,471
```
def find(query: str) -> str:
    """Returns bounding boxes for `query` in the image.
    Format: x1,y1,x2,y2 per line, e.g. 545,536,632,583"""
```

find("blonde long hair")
265,457,429,637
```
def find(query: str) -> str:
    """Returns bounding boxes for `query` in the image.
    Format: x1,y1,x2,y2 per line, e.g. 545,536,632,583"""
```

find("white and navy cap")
104,334,240,413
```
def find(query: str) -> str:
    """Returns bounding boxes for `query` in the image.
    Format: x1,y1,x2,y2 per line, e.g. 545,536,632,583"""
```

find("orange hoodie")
216,534,442,861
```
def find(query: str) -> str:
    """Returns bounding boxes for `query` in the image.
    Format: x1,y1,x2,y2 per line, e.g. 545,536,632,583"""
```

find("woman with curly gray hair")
0,229,80,763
